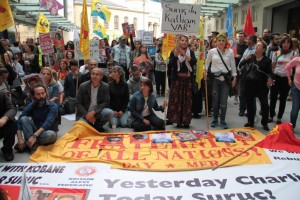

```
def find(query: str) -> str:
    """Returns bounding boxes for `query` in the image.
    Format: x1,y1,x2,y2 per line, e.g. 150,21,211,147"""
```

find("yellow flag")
91,0,112,22
80,0,90,60
0,0,14,31
93,21,106,38
161,34,175,61
196,16,205,89
36,13,50,33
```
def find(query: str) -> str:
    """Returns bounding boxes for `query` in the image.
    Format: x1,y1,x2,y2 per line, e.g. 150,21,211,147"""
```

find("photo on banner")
44,53,57,68
52,31,65,49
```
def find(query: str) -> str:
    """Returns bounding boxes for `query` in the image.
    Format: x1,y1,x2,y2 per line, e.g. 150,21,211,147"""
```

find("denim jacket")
111,44,131,68
128,91,164,121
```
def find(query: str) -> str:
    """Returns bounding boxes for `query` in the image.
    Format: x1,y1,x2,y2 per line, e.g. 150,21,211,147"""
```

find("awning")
9,2,77,32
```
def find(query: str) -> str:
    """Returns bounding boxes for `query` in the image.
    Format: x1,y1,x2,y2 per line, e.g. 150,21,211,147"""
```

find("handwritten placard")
142,31,153,45
74,39,99,60
161,3,201,34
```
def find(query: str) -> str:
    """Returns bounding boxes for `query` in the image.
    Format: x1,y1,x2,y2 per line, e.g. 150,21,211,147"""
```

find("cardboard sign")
161,3,201,34
122,23,136,37
74,39,99,61
142,31,153,45
39,33,54,54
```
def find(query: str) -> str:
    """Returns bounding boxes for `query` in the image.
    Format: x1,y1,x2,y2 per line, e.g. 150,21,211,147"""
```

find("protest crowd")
0,29,299,162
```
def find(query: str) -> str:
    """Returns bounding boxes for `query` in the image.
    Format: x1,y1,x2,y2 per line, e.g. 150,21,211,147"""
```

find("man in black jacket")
0,91,17,161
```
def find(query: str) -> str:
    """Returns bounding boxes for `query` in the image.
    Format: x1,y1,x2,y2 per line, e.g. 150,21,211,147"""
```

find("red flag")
243,6,256,36
256,123,300,153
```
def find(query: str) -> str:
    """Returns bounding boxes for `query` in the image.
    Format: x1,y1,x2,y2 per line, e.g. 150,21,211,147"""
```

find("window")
233,12,238,25
252,5,258,22
216,19,219,30
221,18,225,29
124,16,129,23
241,9,247,25
133,17,138,30
104,20,109,29
114,15,119,30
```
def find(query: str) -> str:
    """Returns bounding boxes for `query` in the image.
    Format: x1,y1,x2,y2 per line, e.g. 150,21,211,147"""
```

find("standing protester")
269,37,294,124
205,34,237,129
0,91,17,161
154,43,167,97
134,44,154,81
23,44,39,74
238,41,273,131
111,36,131,80
285,57,300,129
99,39,108,68
265,33,281,59
238,34,257,117
167,35,196,128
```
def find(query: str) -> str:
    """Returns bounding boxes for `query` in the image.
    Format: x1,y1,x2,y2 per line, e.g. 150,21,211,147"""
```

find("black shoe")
244,122,254,128
262,125,270,131
268,118,273,123
176,124,182,128
192,113,201,119
276,119,282,125
1,147,14,161
183,124,190,128
166,120,173,125
239,111,245,116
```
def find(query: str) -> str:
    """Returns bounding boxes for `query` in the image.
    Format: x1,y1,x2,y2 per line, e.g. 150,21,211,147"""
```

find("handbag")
216,49,232,84
240,62,260,81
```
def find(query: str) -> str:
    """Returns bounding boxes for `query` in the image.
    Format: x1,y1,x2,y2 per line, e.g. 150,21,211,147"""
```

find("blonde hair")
41,67,56,85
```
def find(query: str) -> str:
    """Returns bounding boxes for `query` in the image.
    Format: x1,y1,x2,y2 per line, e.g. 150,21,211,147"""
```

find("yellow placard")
36,13,50,34
0,0,14,31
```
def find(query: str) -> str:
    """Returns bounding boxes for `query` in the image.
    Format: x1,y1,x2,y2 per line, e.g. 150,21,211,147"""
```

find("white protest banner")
39,33,54,54
74,39,99,60
161,3,201,34
142,31,153,45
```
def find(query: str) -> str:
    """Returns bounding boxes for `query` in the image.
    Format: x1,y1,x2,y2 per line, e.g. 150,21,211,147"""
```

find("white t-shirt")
272,51,294,77
88,85,99,112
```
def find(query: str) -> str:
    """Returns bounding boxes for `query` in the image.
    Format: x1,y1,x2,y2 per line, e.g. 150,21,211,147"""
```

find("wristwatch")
32,135,37,139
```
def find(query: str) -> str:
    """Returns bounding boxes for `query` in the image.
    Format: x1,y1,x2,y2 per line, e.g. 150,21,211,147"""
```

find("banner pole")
204,73,209,130
212,143,257,170
164,62,168,130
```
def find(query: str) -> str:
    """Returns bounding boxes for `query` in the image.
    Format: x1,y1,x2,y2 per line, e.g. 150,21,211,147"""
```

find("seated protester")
0,91,17,161
0,68,9,95
75,68,113,132
128,79,167,132
15,84,58,154
109,66,129,129
79,59,90,74
81,59,98,83
127,65,147,98
101,61,114,83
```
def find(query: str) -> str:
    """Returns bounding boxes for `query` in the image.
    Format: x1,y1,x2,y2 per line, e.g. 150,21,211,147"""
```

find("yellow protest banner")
36,13,50,34
80,0,90,60
30,121,271,171
0,0,14,31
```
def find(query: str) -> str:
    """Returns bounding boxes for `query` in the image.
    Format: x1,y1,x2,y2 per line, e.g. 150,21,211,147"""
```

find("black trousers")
245,83,269,125
132,114,164,132
155,71,166,95
0,120,17,152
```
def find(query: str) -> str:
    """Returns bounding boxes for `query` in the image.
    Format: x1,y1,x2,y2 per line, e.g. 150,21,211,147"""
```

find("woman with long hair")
239,41,273,131
109,65,129,129
130,40,142,68
23,44,39,74
129,79,167,132
98,39,108,68
167,35,197,128
205,34,237,129
134,43,153,79
269,36,294,124
58,59,69,86
154,43,166,97
41,67,59,103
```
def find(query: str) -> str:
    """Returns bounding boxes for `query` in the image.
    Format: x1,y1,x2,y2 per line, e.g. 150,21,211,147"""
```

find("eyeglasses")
218,40,225,42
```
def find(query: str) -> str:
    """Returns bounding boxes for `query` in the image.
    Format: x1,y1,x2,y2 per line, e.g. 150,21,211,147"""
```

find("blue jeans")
19,116,57,145
82,108,114,132
212,78,230,121
290,84,300,128
110,111,129,128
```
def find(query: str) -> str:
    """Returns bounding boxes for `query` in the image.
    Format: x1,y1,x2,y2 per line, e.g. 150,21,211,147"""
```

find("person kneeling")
16,84,58,154
129,79,167,132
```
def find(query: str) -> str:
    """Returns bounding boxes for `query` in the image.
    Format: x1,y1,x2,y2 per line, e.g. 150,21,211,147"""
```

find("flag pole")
204,74,209,129
212,143,257,170
164,62,168,130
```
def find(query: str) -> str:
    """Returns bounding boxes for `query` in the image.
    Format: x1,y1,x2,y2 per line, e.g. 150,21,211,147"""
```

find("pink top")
285,57,300,90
